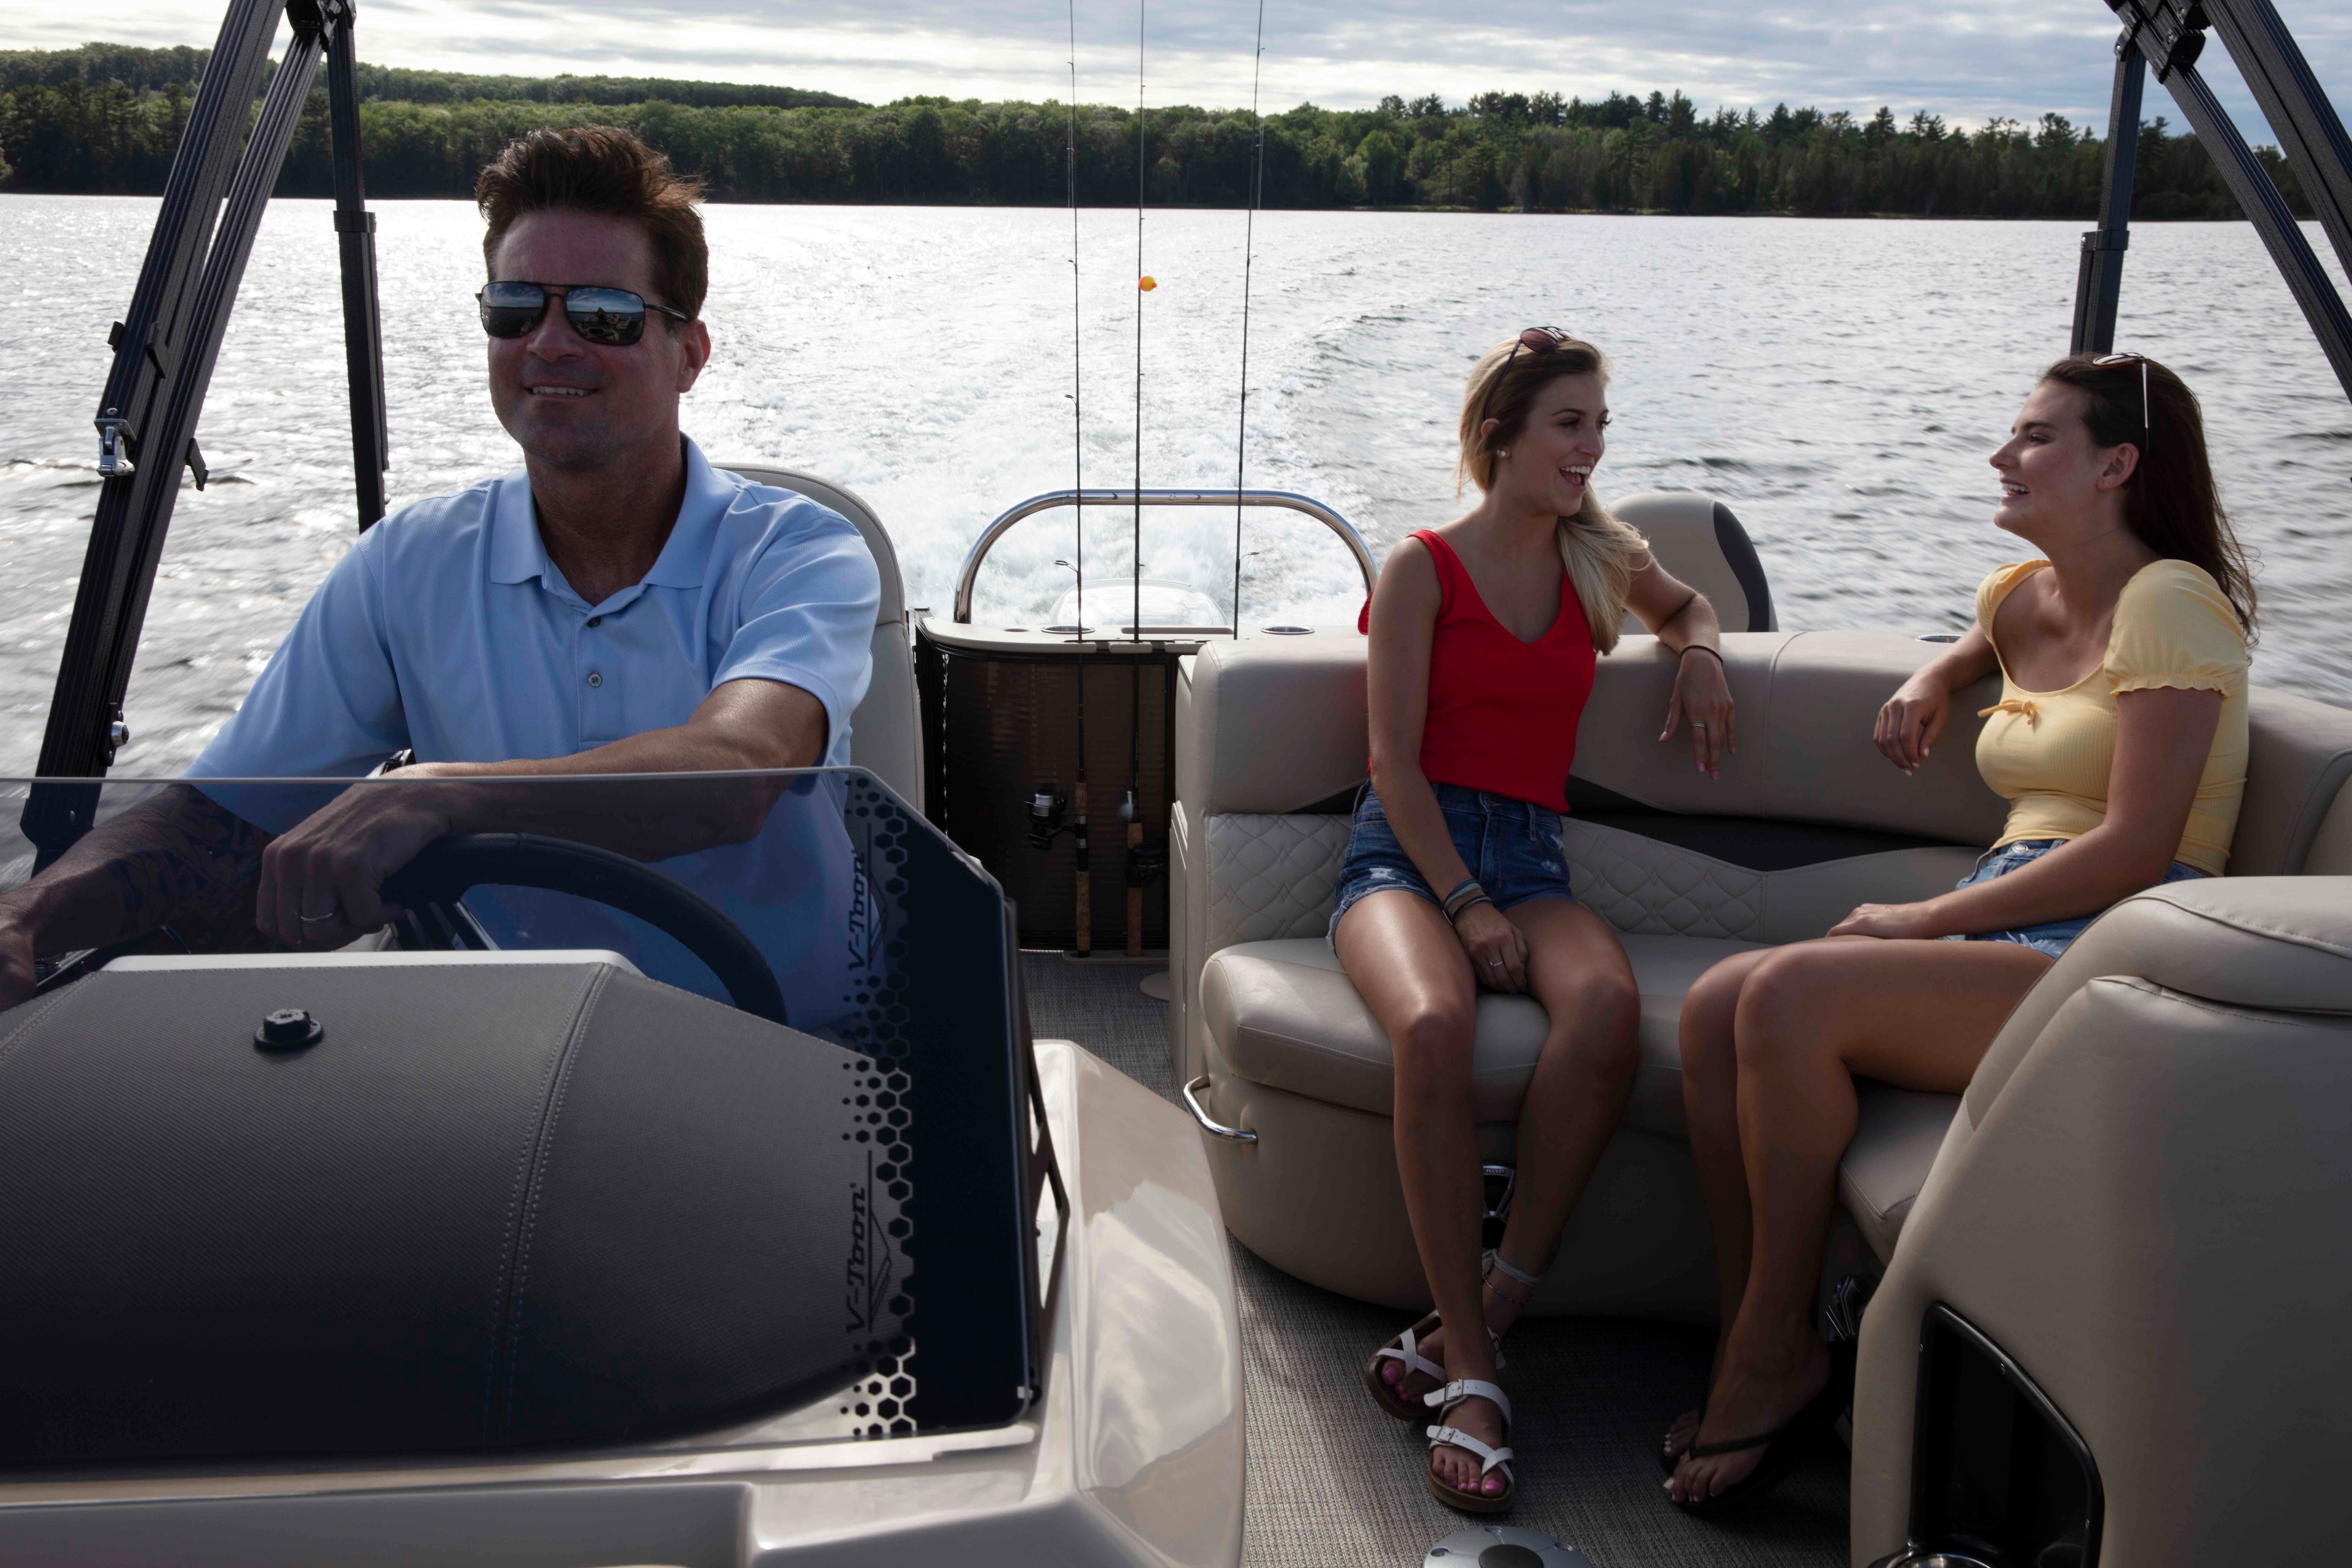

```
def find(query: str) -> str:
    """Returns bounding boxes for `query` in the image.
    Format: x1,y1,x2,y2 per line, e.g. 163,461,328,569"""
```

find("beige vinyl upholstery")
1173,611,2352,1325
1850,876,2352,1566
717,463,920,807
1611,491,1777,635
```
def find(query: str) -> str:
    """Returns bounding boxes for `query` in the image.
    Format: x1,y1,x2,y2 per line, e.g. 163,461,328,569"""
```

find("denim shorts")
1945,837,2205,959
1327,782,1578,941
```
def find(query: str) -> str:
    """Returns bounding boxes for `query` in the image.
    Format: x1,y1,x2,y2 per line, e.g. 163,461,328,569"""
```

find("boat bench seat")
1171,589,2352,1317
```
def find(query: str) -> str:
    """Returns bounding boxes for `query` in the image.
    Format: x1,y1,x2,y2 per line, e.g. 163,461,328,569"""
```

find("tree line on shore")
0,41,2315,220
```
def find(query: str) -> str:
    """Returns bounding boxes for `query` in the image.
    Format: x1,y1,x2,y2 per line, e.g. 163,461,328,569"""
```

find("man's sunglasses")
1478,325,1576,429
477,281,692,347
2092,350,2152,449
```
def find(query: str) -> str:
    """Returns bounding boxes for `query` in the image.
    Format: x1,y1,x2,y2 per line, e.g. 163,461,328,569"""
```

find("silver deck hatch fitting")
1424,1526,1595,1567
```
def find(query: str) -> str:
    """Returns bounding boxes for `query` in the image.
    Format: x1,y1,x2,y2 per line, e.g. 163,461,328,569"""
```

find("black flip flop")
1669,1345,1852,1513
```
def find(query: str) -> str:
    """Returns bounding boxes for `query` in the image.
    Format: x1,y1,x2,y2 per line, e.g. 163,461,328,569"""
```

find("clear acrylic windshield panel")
0,769,1035,1455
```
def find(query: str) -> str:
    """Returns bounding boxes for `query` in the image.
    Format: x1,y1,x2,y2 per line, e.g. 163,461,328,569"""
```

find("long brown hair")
1455,335,1649,653
2040,353,2257,637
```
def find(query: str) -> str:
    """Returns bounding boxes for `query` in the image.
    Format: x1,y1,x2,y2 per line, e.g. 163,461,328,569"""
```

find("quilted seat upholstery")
1563,818,1764,938
1204,814,1350,954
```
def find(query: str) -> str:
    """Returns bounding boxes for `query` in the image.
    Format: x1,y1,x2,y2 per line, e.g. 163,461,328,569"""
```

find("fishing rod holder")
951,488,1378,625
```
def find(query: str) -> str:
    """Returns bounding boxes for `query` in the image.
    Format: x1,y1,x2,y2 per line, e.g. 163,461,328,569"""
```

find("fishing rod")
1230,0,1266,638
1066,0,1092,957
1123,0,1148,958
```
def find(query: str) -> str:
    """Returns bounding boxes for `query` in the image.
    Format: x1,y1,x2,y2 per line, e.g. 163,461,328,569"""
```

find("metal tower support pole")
324,0,389,530
2106,0,2352,403
2073,36,2146,355
25,1,331,863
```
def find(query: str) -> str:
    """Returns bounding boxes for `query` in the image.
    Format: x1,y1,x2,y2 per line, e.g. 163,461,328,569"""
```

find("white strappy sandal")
1364,1254,1528,1422
1424,1377,1516,1513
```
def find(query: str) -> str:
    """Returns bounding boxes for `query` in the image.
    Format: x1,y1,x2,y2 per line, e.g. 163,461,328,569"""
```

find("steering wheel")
383,833,790,1027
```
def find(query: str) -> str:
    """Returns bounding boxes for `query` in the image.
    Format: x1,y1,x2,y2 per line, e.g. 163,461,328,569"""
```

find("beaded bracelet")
1447,894,1494,925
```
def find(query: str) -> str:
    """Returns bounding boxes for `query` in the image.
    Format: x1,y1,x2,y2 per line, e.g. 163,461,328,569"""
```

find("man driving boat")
0,126,880,1017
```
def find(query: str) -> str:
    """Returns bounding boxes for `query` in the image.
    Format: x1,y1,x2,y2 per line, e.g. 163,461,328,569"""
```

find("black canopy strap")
2093,0,2352,403
26,0,389,868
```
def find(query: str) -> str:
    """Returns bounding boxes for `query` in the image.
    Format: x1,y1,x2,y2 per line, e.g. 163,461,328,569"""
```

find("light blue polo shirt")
188,438,883,1028
190,438,878,778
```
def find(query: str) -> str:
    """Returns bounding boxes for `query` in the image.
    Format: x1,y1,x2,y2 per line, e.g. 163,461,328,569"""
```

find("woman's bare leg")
1488,897,1639,1318
1335,888,1502,1498
1671,936,2051,1502
1662,945,1777,1464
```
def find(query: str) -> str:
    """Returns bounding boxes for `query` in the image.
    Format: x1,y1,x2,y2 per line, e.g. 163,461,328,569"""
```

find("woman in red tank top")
1344,330,1737,1512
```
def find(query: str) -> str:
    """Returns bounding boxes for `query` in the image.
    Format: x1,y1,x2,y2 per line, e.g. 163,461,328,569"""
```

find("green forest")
0,40,2317,220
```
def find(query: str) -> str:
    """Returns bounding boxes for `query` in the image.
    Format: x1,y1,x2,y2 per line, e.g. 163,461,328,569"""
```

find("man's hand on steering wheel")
255,769,461,949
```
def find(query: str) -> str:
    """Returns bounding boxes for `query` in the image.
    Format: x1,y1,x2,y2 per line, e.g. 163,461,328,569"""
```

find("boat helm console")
0,770,1043,1465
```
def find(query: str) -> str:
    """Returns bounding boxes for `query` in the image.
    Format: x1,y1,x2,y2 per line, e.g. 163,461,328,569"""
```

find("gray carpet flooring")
1021,954,1851,1568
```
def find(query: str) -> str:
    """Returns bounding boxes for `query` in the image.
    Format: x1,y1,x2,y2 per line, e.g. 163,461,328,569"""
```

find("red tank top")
1358,529,1597,813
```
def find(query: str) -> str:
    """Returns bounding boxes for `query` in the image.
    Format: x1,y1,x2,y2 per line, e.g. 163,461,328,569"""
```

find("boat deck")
1022,954,1851,1568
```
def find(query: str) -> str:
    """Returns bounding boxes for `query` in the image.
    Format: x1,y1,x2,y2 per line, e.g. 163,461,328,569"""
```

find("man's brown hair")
476,126,708,321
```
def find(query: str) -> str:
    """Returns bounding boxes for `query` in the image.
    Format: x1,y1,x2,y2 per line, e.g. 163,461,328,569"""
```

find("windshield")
0,769,1039,1451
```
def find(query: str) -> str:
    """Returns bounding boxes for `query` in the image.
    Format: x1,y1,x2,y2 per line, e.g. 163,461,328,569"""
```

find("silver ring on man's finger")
1488,959,1504,967
298,909,339,925
1693,722,1708,729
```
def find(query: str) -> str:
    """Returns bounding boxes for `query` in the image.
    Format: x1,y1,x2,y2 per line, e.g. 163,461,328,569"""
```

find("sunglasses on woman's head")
477,281,692,347
2092,350,2152,449
1479,326,1576,428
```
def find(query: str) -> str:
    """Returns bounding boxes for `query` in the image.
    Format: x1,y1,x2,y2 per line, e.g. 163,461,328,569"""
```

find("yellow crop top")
1973,558,2249,877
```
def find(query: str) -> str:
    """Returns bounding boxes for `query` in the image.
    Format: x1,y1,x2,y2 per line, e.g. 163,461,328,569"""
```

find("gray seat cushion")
1200,933,1959,1261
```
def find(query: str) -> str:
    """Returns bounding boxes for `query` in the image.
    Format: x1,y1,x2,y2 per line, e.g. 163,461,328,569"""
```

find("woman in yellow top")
1661,353,2257,1512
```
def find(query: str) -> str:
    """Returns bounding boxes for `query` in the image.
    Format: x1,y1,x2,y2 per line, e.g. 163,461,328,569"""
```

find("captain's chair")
720,464,920,807
1613,491,1776,635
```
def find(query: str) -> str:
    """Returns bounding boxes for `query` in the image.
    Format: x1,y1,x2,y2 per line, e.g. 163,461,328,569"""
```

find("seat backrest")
718,463,921,808
1611,492,1776,634
2234,687,2352,876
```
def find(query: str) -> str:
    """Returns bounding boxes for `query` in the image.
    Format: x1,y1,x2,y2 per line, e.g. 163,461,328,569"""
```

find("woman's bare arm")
1875,627,2001,774
1624,558,1735,777
1837,685,2222,937
1365,539,1476,899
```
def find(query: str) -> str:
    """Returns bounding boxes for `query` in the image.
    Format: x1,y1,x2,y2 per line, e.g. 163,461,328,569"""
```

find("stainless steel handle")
952,488,1378,623
1182,1074,1257,1144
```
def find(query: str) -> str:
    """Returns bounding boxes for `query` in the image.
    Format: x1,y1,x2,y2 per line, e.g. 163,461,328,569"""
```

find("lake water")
2,194,2348,776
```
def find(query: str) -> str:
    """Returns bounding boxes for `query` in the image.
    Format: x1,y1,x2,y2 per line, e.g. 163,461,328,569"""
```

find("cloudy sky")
12,0,2346,132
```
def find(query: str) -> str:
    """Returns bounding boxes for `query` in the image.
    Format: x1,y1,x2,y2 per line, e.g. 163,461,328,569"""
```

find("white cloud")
7,0,2343,135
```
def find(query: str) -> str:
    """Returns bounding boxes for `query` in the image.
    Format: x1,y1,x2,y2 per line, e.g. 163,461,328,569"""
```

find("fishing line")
1230,0,1266,637
1132,0,1146,648
1066,0,1084,644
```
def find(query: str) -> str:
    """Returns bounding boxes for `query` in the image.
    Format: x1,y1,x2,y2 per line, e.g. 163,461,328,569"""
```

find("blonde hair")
1455,334,1651,653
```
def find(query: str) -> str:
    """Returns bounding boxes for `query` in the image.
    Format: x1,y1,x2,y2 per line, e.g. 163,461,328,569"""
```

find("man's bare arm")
251,678,830,948
0,785,271,1004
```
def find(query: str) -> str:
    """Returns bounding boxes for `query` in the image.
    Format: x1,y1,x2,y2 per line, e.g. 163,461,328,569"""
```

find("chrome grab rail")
951,488,1378,624
1182,1075,1257,1144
